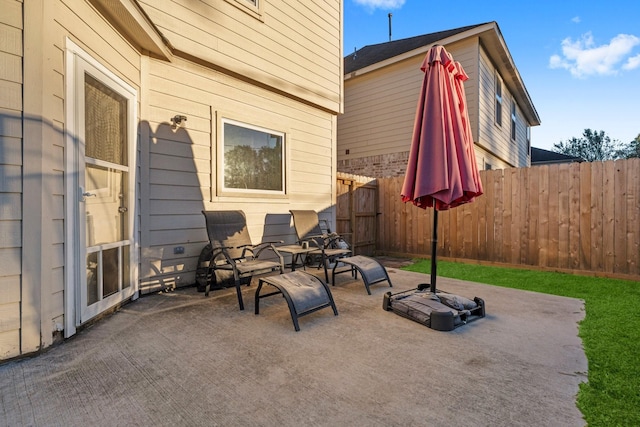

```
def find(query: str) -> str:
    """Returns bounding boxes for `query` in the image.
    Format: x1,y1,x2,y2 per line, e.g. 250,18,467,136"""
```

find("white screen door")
67,46,138,327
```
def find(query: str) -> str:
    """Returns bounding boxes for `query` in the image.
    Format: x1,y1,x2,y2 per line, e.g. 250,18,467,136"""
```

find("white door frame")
64,38,139,337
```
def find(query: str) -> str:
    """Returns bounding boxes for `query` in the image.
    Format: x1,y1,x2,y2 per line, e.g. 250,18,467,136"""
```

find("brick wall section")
338,152,409,178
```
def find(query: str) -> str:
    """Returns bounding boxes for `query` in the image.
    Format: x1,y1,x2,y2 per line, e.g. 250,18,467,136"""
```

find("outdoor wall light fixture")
171,115,187,126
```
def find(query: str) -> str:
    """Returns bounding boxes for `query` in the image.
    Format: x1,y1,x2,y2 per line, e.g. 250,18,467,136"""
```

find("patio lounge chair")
201,210,284,310
331,255,393,295
255,271,338,331
290,210,393,294
289,210,352,282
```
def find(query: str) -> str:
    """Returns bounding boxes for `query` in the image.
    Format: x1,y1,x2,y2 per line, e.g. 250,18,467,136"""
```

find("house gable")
338,21,540,176
344,22,539,128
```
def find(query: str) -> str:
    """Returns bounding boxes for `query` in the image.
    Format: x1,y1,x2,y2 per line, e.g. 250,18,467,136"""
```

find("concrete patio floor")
0,260,587,426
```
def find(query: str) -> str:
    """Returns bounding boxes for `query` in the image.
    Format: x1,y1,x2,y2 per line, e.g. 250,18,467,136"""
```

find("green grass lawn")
402,259,640,427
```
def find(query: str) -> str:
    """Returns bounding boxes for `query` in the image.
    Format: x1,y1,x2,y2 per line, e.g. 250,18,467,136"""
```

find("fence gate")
336,173,378,256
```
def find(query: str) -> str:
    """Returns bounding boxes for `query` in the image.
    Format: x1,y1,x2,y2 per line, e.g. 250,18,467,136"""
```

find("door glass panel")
123,245,130,289
85,164,127,246
86,251,99,305
102,247,120,298
85,74,128,166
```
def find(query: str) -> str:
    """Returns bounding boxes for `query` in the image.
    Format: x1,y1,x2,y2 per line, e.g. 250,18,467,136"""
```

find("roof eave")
89,0,173,61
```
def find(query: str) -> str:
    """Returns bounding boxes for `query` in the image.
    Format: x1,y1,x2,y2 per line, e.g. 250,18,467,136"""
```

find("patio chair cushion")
255,271,338,331
331,255,393,294
289,210,352,282
201,210,284,310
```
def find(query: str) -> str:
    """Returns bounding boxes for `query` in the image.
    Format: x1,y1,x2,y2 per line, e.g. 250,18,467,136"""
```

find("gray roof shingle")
531,147,584,164
344,23,489,74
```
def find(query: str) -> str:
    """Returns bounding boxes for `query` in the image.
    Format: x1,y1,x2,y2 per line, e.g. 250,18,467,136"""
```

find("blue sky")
344,0,640,150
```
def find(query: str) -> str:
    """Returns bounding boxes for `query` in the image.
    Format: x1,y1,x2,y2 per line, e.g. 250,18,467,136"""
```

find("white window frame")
224,0,263,20
218,117,286,197
495,73,503,127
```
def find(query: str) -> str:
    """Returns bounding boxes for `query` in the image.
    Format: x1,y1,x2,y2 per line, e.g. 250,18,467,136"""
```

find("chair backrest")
202,210,252,260
289,210,325,244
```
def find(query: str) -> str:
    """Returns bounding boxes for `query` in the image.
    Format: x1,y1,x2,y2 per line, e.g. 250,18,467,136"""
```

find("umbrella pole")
430,207,438,293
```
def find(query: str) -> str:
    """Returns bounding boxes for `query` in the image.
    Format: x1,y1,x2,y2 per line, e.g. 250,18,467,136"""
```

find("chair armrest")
253,242,285,268
209,245,238,267
301,234,328,249
239,240,283,257
252,240,285,251
304,233,347,249
261,240,285,245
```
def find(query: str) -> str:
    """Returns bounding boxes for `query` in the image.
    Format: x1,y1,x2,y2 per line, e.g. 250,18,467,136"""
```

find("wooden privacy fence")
372,158,640,280
336,172,378,256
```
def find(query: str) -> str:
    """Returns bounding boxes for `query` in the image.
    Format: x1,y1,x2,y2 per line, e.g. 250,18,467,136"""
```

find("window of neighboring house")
221,118,285,195
485,162,492,170
526,126,531,156
495,74,503,127
510,100,517,141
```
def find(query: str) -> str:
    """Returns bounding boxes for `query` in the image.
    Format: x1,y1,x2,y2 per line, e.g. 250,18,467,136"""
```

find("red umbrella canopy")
401,45,483,211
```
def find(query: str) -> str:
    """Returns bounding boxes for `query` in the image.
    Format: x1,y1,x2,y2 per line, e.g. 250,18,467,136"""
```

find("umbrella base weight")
383,287,485,331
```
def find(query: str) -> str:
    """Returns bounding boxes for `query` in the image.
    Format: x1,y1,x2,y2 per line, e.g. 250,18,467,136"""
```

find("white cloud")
353,0,405,10
549,32,640,77
623,53,640,70
571,16,581,23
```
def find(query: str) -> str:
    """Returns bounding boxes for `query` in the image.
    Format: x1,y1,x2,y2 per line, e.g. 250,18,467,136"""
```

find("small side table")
276,244,315,271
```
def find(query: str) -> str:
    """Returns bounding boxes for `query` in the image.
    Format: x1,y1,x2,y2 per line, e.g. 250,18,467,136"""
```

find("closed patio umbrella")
401,45,483,293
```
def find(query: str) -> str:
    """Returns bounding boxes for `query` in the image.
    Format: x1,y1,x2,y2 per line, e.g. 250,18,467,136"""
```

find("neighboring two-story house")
337,21,540,177
0,0,343,361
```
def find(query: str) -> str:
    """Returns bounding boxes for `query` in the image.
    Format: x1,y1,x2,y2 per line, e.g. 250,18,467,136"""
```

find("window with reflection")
222,119,285,195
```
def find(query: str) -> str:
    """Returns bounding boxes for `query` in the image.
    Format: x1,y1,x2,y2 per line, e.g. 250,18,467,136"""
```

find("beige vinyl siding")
338,40,480,163
478,46,504,161
138,0,342,113
477,45,528,168
140,57,335,291
49,38,66,335
32,0,141,346
340,59,421,159
476,145,513,170
54,1,142,90
0,0,23,359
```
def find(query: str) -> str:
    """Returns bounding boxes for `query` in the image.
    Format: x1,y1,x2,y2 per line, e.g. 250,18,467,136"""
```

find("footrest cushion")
338,255,389,284
260,271,330,314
